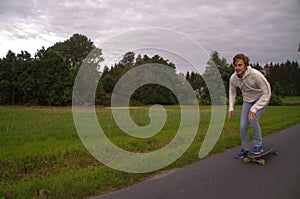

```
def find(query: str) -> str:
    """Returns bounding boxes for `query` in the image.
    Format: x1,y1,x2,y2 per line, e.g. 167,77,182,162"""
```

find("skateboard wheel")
272,151,279,156
243,157,250,163
258,159,265,165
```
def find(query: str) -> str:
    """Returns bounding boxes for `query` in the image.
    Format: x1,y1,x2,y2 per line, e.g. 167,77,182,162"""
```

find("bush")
269,92,283,106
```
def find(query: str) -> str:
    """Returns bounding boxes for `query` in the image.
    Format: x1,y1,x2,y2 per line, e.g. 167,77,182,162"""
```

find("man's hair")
233,54,249,66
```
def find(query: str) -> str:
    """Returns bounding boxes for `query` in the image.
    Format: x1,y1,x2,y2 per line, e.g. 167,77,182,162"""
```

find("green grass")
282,96,300,105
1,105,300,198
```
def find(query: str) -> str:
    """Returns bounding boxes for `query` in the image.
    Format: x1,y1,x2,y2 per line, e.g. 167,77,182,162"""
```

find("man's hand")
228,110,234,120
248,111,257,120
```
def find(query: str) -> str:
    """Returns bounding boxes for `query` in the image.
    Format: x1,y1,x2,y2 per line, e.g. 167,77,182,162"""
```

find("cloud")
0,0,299,65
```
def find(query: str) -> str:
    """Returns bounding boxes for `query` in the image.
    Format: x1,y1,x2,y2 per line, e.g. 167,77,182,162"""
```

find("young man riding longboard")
228,54,271,158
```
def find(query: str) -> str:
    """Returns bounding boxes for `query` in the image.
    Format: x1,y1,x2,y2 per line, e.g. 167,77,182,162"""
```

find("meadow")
282,96,300,105
1,105,300,198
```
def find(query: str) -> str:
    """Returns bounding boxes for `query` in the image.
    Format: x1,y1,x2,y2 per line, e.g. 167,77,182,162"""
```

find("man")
228,54,271,158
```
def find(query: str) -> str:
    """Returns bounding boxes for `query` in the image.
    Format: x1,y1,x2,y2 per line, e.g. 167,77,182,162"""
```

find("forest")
0,33,299,106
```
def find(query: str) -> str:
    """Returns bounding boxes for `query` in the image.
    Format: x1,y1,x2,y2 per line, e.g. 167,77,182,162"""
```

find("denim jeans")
240,100,268,150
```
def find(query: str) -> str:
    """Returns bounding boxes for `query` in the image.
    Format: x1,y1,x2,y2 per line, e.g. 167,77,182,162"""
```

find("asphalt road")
92,124,300,199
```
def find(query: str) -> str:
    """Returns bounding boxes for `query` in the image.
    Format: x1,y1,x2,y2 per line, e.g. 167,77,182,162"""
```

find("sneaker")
235,149,249,159
251,146,264,155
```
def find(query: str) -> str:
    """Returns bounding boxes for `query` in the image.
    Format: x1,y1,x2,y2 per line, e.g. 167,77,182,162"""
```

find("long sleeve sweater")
229,66,271,113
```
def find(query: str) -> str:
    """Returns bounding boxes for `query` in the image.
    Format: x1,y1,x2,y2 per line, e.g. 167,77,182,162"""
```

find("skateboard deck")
243,145,278,165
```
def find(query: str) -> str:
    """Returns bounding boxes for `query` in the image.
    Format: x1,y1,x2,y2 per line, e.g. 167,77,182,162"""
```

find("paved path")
93,124,300,199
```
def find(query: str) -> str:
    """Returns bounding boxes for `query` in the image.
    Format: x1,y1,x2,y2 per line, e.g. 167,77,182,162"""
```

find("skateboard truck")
242,145,278,165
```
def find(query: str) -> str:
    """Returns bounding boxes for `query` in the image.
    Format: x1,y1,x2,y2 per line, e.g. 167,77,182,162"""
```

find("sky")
1,0,300,70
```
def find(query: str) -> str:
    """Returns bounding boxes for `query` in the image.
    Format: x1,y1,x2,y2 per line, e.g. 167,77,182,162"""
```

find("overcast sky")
1,0,300,68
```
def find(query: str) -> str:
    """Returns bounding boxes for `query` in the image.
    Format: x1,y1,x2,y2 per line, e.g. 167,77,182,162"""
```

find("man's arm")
250,73,271,113
228,77,236,120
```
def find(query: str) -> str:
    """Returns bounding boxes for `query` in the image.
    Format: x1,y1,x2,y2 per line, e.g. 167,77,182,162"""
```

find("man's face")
234,59,247,78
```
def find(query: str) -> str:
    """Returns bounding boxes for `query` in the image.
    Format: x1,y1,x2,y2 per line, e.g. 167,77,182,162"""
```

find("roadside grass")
0,105,300,198
281,96,300,105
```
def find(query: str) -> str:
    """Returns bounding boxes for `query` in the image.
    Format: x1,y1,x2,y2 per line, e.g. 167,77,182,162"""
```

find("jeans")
240,100,268,150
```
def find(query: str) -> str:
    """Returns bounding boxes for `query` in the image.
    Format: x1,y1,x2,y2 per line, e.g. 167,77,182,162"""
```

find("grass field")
1,105,300,198
282,96,300,105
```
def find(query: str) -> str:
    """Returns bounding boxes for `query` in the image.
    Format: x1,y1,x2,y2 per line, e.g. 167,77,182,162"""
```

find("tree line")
0,34,299,106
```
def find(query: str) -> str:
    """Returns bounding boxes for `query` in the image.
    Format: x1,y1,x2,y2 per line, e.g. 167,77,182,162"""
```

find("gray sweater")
229,66,271,113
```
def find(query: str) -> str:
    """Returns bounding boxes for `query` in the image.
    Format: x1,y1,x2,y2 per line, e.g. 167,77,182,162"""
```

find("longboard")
243,145,278,165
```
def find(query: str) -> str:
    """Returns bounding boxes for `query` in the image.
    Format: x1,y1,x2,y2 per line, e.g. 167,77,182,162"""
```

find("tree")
49,34,98,104
0,51,18,104
16,51,34,105
101,74,115,93
129,54,177,105
265,60,300,96
200,51,232,105
119,52,135,67
98,53,179,105
50,33,95,71
33,49,70,105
